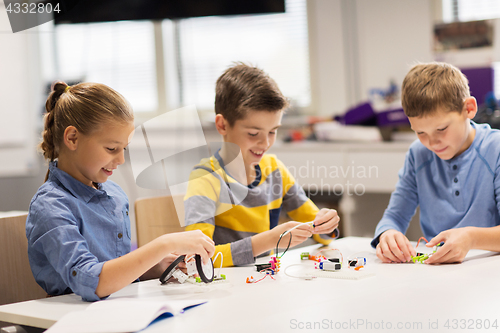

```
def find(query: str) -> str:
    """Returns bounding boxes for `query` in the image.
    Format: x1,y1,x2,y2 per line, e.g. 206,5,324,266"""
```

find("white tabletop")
1,237,500,333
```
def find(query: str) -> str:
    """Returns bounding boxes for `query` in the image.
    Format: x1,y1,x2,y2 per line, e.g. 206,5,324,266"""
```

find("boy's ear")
215,114,229,135
464,97,478,119
63,126,79,151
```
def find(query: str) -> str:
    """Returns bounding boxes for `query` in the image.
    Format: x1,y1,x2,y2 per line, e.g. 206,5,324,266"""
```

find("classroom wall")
356,0,433,101
0,3,45,211
307,0,348,116
309,0,433,116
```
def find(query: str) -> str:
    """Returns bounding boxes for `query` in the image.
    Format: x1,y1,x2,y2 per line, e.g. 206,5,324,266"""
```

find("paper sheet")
45,298,206,333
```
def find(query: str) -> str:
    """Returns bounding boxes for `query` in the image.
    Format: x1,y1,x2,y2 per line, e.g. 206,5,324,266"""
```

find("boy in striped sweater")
184,64,339,267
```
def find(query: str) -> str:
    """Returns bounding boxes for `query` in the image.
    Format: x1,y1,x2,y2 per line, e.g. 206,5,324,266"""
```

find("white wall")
0,4,46,211
307,0,348,116
309,0,433,115
0,4,41,177
356,0,433,101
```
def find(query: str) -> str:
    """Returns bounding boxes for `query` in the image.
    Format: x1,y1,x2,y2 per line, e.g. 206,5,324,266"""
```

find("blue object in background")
335,102,376,126
376,108,409,127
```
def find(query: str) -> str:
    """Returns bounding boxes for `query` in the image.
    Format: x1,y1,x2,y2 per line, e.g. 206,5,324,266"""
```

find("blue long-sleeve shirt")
26,161,131,301
372,121,500,248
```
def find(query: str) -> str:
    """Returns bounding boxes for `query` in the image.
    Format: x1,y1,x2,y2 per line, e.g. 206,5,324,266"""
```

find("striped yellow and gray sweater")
184,152,334,267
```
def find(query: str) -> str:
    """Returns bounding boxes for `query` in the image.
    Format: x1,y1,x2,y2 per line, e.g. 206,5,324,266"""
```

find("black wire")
276,231,293,258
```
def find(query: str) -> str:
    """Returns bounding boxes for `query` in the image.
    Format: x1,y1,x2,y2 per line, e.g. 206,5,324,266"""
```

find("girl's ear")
63,126,79,151
215,114,229,135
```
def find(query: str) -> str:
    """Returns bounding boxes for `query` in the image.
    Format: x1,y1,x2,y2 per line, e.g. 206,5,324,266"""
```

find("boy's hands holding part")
376,229,416,263
274,222,313,248
312,208,340,235
377,228,474,264
251,221,313,257
424,227,473,264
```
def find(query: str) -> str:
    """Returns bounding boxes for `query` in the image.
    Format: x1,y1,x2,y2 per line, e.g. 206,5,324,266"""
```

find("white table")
1,237,499,333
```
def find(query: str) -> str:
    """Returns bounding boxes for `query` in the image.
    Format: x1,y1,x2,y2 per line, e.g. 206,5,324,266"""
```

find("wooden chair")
0,213,46,306
134,195,186,248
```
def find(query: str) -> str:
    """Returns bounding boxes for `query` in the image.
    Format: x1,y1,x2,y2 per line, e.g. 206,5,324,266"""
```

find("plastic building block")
348,257,366,267
172,269,188,283
315,261,341,271
411,242,444,263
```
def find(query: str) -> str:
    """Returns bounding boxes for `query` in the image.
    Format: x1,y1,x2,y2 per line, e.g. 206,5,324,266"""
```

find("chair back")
134,195,185,248
0,213,46,305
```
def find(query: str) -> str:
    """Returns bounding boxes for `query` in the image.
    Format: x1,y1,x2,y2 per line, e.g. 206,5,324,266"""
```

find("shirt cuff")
230,237,255,266
71,261,106,302
371,227,393,248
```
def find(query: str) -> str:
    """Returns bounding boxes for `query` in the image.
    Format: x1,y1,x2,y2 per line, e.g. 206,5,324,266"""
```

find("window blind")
443,0,500,22
173,0,311,111
55,21,158,113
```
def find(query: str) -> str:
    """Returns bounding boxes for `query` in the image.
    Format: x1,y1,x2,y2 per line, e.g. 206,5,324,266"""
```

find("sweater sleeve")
184,165,254,267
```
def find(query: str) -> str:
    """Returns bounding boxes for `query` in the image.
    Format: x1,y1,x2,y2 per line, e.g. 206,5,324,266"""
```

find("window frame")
39,3,316,125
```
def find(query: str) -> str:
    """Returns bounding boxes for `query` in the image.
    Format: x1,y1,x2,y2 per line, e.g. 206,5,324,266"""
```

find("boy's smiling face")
408,97,477,160
216,109,283,168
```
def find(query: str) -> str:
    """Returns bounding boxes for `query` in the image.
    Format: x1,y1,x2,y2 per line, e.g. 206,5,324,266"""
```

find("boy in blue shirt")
372,62,500,264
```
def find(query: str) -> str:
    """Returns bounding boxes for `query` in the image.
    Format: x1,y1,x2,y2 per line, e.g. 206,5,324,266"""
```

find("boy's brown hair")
402,62,470,118
215,63,289,126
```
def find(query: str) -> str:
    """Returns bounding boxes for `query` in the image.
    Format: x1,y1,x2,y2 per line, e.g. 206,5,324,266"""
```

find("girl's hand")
157,253,186,273
163,230,215,264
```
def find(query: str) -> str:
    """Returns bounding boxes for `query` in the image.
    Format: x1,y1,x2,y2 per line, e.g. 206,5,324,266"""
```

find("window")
441,0,500,99
39,0,310,115
442,0,500,22
169,0,311,111
42,21,157,113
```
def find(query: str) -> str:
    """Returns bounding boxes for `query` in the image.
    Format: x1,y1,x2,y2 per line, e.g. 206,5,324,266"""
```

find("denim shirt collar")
48,161,109,203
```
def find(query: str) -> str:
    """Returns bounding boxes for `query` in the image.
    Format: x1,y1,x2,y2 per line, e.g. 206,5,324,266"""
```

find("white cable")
213,252,223,277
281,221,314,237
284,264,316,280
